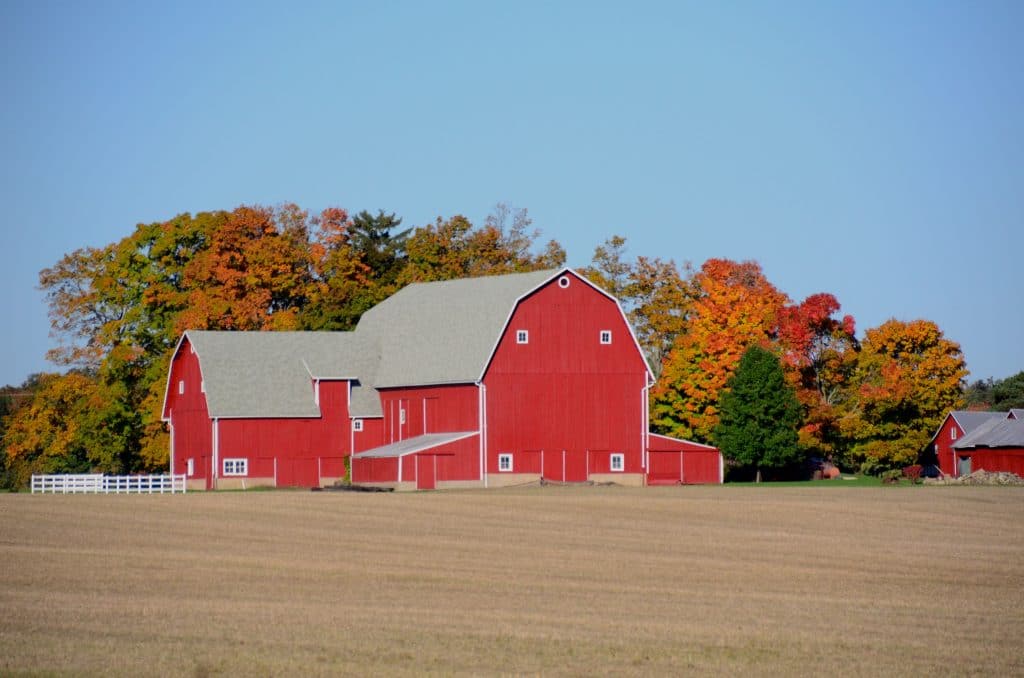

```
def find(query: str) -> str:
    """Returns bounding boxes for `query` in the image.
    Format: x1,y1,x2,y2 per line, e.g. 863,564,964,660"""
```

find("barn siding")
647,434,722,484
958,449,1024,476
484,273,648,481
933,415,963,477
164,338,213,488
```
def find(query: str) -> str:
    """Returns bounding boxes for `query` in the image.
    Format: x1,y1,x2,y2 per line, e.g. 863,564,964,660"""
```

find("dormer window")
516,329,529,344
600,330,612,345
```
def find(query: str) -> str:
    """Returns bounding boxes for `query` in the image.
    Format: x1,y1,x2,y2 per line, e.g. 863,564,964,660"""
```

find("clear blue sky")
2,1,1021,387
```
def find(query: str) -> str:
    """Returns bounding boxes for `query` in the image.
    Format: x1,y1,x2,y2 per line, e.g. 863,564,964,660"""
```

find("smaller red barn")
928,411,1006,477
646,434,723,484
952,414,1024,477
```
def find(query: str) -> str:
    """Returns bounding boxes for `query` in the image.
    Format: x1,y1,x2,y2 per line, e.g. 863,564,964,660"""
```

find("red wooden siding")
933,415,962,477
957,449,1024,476
647,434,721,484
379,384,479,444
164,338,213,488
484,273,648,479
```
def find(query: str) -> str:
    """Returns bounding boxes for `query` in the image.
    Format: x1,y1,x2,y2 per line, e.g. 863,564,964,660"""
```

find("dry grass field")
2,485,1023,676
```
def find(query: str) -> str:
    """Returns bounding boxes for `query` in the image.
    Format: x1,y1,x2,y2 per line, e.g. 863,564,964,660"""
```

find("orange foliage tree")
650,259,788,442
839,319,966,472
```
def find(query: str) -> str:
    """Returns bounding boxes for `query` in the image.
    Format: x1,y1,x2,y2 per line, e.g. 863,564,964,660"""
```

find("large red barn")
161,268,722,490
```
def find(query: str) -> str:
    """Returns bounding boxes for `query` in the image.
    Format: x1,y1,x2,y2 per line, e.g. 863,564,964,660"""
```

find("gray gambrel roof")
171,269,584,420
356,268,558,388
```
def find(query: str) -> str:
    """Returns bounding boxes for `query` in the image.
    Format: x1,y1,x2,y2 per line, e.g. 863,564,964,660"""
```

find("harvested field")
2,486,1023,676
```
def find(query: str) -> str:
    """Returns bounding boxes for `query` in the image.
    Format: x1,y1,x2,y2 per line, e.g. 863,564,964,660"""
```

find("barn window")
353,419,364,432
223,458,247,476
186,459,194,476
950,428,957,440
600,330,612,344
516,329,529,344
399,408,406,425
558,276,570,288
178,380,184,395
610,453,624,472
498,453,513,472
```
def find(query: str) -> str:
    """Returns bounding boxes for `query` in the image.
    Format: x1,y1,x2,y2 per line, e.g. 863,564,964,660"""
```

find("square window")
516,329,529,344
353,419,364,432
498,453,513,472
610,453,624,472
600,330,612,344
178,380,185,395
223,458,247,476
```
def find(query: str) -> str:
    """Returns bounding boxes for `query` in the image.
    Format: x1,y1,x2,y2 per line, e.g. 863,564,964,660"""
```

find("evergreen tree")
713,344,802,481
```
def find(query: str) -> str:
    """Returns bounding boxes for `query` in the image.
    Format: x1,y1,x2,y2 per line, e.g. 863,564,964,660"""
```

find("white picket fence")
31,474,187,494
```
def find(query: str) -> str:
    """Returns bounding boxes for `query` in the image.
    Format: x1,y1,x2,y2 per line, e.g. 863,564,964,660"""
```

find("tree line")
1,201,1017,487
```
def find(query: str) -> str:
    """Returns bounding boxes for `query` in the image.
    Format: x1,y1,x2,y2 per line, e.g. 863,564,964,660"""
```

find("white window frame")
951,428,957,440
178,380,184,395
558,275,570,288
353,419,363,432
399,408,406,425
516,329,529,344
498,453,513,472
600,330,612,345
610,453,624,472
186,458,194,476
223,458,247,476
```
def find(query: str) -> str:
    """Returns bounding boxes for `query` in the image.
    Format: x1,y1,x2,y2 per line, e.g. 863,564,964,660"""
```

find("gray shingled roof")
352,431,478,458
176,269,568,420
186,330,381,418
954,417,1024,449
355,269,559,388
1010,409,1024,420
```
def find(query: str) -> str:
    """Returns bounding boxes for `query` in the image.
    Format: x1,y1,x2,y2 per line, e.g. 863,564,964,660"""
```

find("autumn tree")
775,293,859,458
839,319,966,472
399,210,564,284
713,344,802,481
651,259,788,442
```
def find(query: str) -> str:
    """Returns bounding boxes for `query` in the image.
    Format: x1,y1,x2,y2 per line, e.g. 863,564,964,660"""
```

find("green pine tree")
713,344,802,481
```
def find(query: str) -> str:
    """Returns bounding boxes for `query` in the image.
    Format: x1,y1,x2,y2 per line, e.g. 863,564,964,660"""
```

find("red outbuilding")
161,268,722,490
927,410,1024,477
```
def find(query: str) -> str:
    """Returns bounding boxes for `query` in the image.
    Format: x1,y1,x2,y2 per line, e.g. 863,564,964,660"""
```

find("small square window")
610,453,624,472
516,329,529,344
223,458,247,476
353,419,364,432
498,453,513,472
600,330,612,345
178,380,185,395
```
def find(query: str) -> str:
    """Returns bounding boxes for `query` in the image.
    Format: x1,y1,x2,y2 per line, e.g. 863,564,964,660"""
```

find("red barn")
951,413,1024,476
927,410,1024,477
161,268,722,490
